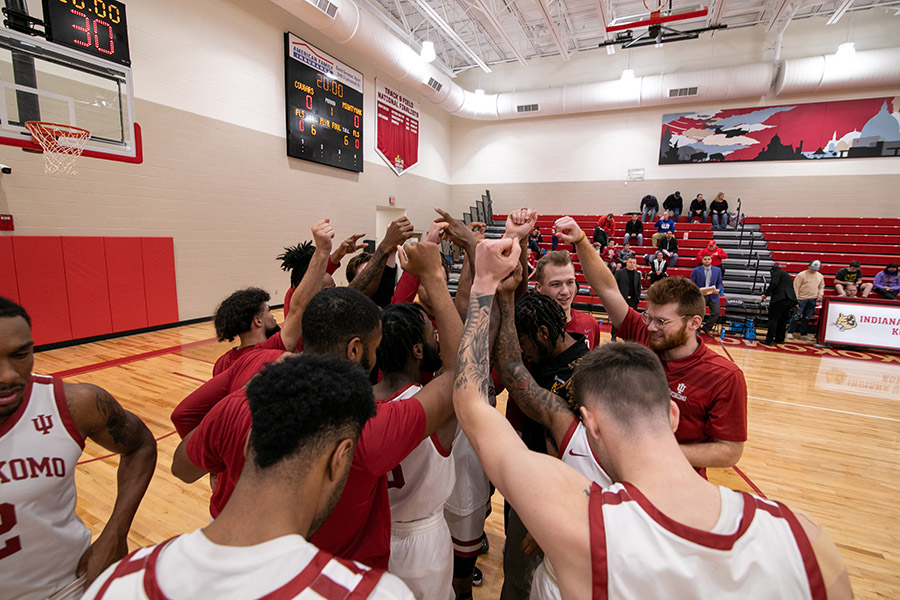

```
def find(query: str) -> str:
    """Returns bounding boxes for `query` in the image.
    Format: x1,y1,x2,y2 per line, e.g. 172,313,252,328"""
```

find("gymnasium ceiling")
357,0,900,76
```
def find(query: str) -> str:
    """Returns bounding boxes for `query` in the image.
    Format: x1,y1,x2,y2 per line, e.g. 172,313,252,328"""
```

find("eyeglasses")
640,313,688,328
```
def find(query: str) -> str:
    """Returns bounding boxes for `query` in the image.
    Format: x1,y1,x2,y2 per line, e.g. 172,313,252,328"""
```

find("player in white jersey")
453,238,852,600
374,242,463,600
86,355,414,600
0,297,157,600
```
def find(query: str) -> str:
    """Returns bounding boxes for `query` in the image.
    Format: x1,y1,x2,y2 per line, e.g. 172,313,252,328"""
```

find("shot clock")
42,0,130,65
285,33,364,173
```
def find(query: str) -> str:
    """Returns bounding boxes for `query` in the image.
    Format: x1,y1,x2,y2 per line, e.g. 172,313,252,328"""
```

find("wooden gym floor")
33,309,900,599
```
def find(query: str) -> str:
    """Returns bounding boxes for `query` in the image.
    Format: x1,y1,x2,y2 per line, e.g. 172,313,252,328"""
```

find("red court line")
77,431,178,465
173,372,208,384
715,334,738,363
50,338,218,379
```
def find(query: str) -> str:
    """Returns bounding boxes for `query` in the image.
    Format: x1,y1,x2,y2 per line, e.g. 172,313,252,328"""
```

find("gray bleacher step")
722,248,771,258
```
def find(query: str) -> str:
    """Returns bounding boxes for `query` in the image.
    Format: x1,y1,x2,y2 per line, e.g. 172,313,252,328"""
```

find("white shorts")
529,561,562,600
390,511,454,600
48,575,86,600
444,427,490,515
443,505,488,558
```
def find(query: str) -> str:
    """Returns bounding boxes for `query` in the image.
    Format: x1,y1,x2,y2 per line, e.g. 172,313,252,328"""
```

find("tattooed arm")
454,239,594,599
66,382,157,588
349,216,414,297
494,288,576,447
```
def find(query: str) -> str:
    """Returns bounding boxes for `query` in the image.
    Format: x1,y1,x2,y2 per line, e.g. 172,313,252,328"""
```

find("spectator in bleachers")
663,191,683,222
617,242,636,268
612,257,642,341
697,240,727,277
760,264,797,346
601,239,620,273
690,255,724,335
649,251,669,285
834,261,873,298
527,226,543,255
592,213,615,247
623,214,644,245
646,230,678,267
873,263,900,300
651,211,677,246
709,192,729,230
688,194,707,223
640,194,659,223
788,260,824,340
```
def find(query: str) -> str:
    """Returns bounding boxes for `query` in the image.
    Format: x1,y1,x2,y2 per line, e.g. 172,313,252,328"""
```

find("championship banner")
376,81,419,176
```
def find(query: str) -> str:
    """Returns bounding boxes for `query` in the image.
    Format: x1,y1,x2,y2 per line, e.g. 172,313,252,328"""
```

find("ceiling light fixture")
621,68,635,80
836,41,855,58
420,40,436,63
475,88,485,95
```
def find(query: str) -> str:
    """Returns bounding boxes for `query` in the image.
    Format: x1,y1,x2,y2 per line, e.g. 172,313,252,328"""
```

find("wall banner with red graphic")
376,81,419,176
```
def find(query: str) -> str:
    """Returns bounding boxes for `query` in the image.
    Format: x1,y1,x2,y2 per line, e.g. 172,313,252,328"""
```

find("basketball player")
552,215,747,475
0,297,157,599
346,215,415,306
173,242,459,570
211,217,335,375
534,251,600,349
453,239,852,599
83,355,414,599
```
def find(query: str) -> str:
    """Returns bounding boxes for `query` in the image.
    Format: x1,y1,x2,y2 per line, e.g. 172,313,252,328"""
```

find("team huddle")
0,208,852,599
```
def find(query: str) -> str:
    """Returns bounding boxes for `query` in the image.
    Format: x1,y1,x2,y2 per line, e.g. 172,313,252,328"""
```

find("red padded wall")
141,237,179,326
0,237,19,303
105,237,148,332
12,237,72,345
62,237,113,339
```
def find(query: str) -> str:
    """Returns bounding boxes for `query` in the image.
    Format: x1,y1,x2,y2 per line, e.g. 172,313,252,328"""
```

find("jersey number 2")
0,503,22,559
387,465,405,489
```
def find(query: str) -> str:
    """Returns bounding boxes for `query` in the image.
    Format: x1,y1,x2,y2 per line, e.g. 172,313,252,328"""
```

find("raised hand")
425,220,444,244
311,218,335,254
474,238,521,290
498,263,524,296
434,208,477,249
382,215,415,250
397,240,443,280
553,216,585,244
505,208,537,240
470,222,487,243
334,232,366,259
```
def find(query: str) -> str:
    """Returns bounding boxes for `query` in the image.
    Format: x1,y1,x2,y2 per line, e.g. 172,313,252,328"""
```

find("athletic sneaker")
473,567,484,587
787,333,794,339
481,535,490,555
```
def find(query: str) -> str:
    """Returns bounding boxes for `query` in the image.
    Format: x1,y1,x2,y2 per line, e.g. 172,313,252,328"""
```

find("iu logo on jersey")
677,383,686,394
32,414,54,435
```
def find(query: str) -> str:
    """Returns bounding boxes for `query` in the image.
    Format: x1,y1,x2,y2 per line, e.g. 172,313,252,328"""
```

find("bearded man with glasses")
552,216,748,477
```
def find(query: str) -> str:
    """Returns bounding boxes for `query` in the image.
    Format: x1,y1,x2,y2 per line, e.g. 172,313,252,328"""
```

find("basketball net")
25,121,91,175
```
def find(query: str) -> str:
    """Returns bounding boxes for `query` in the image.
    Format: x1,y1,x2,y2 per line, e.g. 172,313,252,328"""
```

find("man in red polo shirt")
552,216,747,474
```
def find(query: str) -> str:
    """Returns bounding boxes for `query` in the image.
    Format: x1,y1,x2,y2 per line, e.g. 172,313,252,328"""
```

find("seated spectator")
649,251,669,284
527,226,543,255
651,210,676,246
663,190,683,222
689,194,707,223
617,242,636,268
602,239,620,273
690,255,724,335
873,263,900,300
646,230,678,267
593,213,615,247
834,261,873,298
623,214,643,246
640,194,658,223
709,192,729,230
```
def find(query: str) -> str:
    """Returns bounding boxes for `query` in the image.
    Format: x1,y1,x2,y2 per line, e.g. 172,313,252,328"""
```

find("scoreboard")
41,0,131,66
285,33,364,173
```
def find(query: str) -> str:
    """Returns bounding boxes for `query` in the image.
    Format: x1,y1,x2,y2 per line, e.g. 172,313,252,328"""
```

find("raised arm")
454,239,592,597
494,269,575,446
554,216,630,327
350,216,414,297
433,208,480,319
329,232,367,272
280,218,334,352
67,383,157,588
503,209,538,298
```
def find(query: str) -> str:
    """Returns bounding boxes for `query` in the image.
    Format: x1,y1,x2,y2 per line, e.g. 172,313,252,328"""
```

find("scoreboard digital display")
285,33,363,173
42,0,131,66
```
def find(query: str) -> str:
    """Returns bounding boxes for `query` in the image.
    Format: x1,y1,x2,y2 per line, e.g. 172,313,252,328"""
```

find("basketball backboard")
0,26,140,163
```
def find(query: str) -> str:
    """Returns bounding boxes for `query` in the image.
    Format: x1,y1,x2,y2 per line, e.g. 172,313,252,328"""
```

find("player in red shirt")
553,215,748,473
533,250,601,350
452,239,850,600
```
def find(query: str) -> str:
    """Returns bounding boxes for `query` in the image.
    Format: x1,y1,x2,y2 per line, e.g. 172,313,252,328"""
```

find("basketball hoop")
24,121,91,175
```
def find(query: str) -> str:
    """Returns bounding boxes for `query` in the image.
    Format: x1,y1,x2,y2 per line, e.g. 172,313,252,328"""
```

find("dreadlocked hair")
376,303,427,374
514,292,566,348
276,241,316,288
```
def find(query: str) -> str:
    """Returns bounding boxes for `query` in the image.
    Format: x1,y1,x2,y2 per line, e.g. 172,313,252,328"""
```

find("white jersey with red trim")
590,482,827,599
386,384,455,524
0,374,92,600
557,418,613,488
83,529,414,599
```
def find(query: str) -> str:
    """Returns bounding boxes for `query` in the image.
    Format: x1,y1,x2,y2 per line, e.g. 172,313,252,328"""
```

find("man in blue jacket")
690,254,724,334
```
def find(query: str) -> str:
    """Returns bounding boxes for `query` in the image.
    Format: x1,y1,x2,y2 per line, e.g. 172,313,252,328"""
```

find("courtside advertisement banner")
822,299,900,351
376,81,419,176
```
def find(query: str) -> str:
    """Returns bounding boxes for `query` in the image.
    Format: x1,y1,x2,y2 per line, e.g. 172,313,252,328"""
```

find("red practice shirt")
568,308,601,350
212,331,292,376
616,308,747,447
186,391,426,569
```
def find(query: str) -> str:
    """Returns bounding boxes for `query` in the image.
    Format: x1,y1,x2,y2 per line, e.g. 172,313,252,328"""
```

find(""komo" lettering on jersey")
0,457,67,484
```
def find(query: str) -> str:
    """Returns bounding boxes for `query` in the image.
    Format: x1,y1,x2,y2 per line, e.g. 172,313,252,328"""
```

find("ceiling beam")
408,0,493,72
469,0,529,66
595,0,611,42
534,0,571,59
765,0,792,32
826,0,853,24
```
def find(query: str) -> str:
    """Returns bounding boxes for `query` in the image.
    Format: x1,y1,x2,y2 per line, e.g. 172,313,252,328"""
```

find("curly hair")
213,287,270,342
276,241,316,288
246,354,376,470
376,303,427,374
0,296,31,326
302,287,381,356
515,291,566,348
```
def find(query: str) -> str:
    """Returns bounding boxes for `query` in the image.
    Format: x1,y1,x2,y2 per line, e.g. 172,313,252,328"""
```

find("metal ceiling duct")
272,0,899,121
